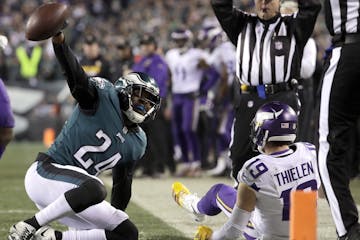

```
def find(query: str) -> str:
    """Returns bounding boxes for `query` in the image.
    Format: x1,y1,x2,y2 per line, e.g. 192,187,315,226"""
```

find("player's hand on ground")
194,225,213,240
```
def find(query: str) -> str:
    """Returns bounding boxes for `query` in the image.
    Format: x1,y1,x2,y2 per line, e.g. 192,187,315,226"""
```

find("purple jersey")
0,79,14,128
132,54,169,98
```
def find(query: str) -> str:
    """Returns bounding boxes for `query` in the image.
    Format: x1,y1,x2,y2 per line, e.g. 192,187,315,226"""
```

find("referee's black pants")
318,43,360,237
230,90,299,180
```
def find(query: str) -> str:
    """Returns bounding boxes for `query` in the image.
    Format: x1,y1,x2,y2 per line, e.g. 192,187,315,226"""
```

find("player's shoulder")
213,43,235,60
152,54,168,66
152,53,165,61
294,142,316,152
89,77,113,89
217,41,235,51
165,48,178,57
89,77,118,105
238,155,270,184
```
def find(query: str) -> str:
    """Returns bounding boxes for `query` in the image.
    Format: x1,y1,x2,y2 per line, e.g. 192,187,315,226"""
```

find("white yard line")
0,209,36,214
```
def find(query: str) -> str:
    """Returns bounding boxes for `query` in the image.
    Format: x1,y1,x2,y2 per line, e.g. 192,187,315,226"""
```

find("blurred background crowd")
0,0,330,84
1,0,350,178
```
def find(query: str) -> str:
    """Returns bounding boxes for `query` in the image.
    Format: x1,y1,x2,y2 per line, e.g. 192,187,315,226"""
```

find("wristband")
211,207,251,240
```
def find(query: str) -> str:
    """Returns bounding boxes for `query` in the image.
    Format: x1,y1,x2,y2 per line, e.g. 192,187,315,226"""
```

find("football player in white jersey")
165,28,218,177
172,101,319,240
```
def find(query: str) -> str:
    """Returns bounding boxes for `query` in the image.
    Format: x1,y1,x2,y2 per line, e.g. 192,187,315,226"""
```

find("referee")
210,0,321,181
318,1,360,239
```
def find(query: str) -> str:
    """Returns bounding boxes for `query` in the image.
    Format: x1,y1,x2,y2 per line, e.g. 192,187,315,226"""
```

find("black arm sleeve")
294,0,322,46
53,41,98,110
111,161,135,211
210,0,248,45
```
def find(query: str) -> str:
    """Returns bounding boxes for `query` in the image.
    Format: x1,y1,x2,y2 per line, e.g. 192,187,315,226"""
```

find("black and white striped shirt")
211,0,321,86
325,0,360,36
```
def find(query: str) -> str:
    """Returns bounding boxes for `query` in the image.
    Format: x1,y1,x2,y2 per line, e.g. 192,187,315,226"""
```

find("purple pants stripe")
197,184,236,216
197,183,260,239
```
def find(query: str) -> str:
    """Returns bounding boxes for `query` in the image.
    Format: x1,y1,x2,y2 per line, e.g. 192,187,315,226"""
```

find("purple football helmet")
170,28,193,50
170,28,193,41
197,26,224,49
250,101,297,153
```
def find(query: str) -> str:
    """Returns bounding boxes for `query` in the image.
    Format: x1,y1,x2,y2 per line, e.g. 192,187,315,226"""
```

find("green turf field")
0,142,188,240
1,142,360,240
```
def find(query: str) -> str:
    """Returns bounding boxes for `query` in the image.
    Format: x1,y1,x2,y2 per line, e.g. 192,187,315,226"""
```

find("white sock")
184,194,201,214
63,229,106,240
35,194,74,226
192,197,201,214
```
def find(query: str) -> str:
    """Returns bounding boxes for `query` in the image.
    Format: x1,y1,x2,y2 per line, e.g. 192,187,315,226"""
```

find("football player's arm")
52,33,98,110
202,65,219,94
111,161,135,211
198,55,219,94
211,183,256,240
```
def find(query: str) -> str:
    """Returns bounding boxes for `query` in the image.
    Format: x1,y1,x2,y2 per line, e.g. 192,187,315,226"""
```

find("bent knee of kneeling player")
65,178,107,213
105,219,138,240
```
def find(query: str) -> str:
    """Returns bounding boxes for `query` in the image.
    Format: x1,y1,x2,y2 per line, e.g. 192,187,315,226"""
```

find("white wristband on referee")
211,206,251,240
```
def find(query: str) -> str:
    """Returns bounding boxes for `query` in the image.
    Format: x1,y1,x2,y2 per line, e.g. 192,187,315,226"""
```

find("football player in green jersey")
8,31,160,240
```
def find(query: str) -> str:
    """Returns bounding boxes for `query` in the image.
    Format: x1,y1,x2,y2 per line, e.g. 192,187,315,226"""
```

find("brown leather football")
25,3,70,41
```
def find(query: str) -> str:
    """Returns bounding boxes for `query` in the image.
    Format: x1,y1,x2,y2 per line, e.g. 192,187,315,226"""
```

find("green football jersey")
47,77,146,175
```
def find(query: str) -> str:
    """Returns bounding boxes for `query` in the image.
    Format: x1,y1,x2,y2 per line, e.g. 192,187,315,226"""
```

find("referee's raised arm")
293,0,322,47
210,0,249,45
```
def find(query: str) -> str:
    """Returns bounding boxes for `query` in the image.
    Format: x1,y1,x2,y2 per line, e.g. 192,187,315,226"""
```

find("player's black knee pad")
64,178,107,213
105,219,138,240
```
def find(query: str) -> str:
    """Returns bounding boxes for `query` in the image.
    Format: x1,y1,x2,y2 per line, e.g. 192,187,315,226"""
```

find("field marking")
0,209,36,214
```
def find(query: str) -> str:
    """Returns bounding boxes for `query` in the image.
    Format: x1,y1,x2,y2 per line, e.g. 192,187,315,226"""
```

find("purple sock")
197,183,237,216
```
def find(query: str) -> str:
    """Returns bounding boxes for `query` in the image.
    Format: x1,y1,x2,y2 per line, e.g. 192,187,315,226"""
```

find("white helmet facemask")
115,72,161,124
123,93,157,124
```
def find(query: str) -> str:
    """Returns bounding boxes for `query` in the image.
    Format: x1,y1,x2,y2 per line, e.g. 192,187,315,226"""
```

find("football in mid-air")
25,2,70,41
